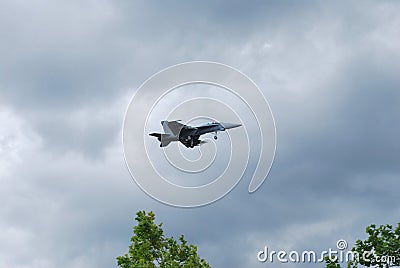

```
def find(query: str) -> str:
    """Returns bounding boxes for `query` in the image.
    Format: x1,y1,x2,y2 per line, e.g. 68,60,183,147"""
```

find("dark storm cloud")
0,0,315,112
0,1,121,107
0,1,399,268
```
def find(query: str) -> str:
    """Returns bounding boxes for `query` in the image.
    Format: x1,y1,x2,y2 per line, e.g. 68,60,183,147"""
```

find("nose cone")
220,122,242,130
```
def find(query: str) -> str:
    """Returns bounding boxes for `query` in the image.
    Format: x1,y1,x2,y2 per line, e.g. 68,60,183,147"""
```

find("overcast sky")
1,1,399,267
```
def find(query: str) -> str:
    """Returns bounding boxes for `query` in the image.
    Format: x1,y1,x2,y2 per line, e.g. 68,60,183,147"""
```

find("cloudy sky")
1,1,399,267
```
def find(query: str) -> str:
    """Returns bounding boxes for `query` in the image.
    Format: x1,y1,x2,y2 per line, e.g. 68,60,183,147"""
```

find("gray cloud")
0,1,399,268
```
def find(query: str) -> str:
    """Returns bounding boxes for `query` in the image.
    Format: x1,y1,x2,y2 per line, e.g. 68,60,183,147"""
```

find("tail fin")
160,140,172,147
149,133,172,147
161,120,183,136
149,133,162,141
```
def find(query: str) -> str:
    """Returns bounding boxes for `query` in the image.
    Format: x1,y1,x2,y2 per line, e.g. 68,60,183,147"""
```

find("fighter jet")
149,120,242,148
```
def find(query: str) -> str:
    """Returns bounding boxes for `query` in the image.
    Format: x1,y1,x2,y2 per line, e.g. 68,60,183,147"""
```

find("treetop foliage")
117,211,211,268
325,222,400,268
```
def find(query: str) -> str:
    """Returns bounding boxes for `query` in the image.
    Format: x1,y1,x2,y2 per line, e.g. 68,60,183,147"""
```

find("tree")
325,255,342,268
117,211,211,268
350,223,400,268
325,223,400,268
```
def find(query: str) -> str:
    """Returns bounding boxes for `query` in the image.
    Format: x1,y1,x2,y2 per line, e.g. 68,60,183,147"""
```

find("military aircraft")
149,120,242,148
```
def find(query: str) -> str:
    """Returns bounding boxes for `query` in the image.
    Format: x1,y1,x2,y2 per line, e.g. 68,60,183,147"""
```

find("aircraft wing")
194,123,224,136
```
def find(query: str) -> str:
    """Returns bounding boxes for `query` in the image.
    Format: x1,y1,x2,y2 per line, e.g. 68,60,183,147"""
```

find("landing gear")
182,135,200,148
214,131,218,140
